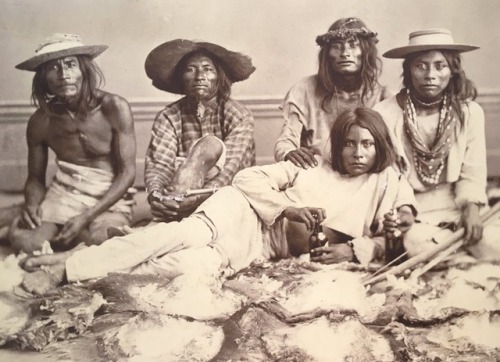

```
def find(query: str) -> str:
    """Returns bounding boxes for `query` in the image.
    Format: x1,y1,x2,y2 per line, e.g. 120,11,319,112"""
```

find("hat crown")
382,28,478,59
407,28,456,46
145,39,255,94
35,33,85,56
16,33,107,71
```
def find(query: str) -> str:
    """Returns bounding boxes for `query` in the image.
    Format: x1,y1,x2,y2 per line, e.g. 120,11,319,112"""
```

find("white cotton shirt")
232,158,416,239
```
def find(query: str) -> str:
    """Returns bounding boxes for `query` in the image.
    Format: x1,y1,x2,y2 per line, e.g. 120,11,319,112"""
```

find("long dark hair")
31,55,104,116
330,107,396,174
317,36,382,112
401,50,477,127
174,49,232,101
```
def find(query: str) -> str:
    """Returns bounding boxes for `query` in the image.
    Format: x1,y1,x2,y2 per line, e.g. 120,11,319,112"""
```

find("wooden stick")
363,201,500,286
185,187,219,196
362,228,463,286
361,251,408,283
411,204,500,279
412,241,463,279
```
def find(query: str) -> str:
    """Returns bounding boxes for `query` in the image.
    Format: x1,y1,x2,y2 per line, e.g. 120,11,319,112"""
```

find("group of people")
5,17,496,295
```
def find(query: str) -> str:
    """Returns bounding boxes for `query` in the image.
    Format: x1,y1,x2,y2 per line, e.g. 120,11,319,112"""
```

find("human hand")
176,194,205,218
150,197,182,221
310,243,354,264
19,205,43,229
282,207,326,230
461,203,482,246
284,147,318,169
52,214,89,245
383,205,415,236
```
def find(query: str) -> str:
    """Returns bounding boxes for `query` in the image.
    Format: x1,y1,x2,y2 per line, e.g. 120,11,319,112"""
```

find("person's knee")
9,230,31,253
170,136,224,192
9,218,44,253
403,225,437,257
190,136,223,164
85,226,110,246
86,215,130,246
9,218,28,252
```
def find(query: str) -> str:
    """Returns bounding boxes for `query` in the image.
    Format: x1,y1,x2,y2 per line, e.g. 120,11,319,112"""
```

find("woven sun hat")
383,28,479,59
16,33,108,71
144,39,256,94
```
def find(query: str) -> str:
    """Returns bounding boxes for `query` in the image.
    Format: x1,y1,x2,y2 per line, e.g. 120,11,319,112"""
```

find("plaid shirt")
145,97,256,193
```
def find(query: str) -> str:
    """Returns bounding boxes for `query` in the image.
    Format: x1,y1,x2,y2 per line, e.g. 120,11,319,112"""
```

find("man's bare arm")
82,93,136,220
22,112,49,228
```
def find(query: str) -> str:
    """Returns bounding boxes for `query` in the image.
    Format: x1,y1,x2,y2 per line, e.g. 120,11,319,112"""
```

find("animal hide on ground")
1,256,499,361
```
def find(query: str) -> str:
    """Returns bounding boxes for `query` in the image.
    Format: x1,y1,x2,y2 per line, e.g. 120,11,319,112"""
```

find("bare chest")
46,111,113,160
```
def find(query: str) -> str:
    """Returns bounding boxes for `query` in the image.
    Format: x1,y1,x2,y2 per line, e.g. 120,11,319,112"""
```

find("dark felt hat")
144,39,255,94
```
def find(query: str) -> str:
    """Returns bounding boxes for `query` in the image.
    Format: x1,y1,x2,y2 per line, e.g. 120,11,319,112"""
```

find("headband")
316,28,378,47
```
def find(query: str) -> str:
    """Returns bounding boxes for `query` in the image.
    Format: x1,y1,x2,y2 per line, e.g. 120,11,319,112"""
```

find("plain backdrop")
1,0,499,104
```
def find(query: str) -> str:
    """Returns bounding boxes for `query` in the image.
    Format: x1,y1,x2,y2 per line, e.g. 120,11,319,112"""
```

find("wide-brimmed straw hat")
144,39,256,94
16,33,108,71
383,28,478,59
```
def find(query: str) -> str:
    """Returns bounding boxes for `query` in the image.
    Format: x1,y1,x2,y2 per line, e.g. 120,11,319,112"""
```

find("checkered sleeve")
204,101,255,188
144,109,179,194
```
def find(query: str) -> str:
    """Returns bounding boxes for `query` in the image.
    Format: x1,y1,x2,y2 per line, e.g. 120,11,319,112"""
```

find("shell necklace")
403,89,455,185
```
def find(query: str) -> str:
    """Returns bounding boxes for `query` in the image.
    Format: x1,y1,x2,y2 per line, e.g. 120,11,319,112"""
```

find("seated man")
275,17,391,169
143,39,256,222
9,33,136,253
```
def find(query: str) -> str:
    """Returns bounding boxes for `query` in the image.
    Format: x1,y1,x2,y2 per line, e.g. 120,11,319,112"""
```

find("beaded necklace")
403,88,455,185
411,93,444,108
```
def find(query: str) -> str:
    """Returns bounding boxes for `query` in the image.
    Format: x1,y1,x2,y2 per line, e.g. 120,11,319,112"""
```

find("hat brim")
383,44,479,59
144,39,256,94
16,45,108,71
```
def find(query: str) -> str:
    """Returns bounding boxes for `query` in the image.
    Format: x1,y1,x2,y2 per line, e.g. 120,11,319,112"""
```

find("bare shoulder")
100,91,132,113
26,109,49,141
99,91,134,128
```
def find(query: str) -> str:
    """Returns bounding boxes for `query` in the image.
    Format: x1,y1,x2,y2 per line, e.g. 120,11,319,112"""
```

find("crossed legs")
9,211,130,254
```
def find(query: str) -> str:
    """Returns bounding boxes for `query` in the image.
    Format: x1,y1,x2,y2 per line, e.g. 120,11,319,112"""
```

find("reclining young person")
21,107,417,295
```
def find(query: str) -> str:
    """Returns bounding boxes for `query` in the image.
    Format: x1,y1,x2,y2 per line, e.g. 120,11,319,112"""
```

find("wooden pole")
363,201,500,286
411,204,500,279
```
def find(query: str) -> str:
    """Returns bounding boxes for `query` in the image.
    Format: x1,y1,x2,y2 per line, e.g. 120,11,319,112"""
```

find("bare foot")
21,263,65,295
20,250,74,272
